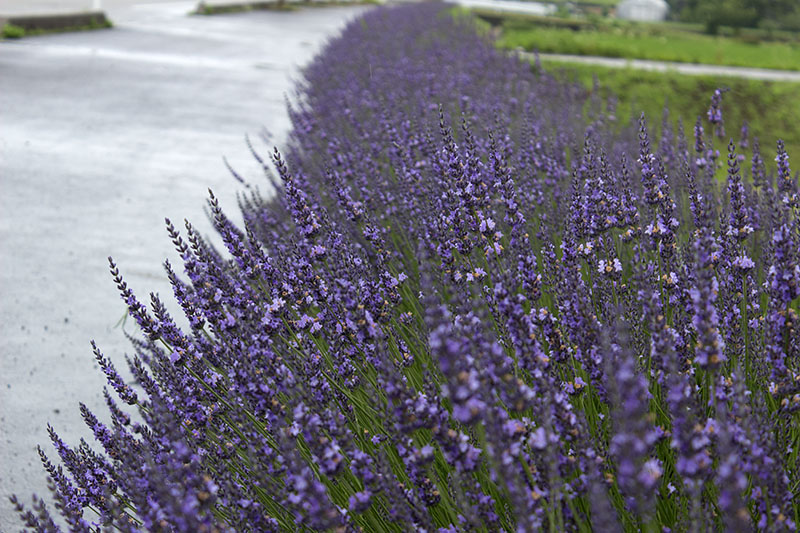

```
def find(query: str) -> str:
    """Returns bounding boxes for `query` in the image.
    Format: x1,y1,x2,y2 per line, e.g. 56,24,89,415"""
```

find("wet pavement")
532,52,800,82
0,2,371,527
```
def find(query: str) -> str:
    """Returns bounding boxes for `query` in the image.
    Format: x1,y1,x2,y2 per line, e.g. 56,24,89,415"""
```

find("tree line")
666,0,800,33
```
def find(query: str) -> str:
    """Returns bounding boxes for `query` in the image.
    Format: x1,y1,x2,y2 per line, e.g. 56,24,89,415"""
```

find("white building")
616,0,669,22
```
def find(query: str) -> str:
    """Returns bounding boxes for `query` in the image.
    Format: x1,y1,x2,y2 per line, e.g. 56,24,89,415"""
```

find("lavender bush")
13,4,800,531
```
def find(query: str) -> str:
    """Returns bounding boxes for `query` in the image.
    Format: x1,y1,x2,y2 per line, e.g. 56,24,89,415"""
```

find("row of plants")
474,5,800,41
12,4,800,531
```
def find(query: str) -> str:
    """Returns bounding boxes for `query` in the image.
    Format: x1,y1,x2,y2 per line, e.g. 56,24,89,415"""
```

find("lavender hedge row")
14,3,800,531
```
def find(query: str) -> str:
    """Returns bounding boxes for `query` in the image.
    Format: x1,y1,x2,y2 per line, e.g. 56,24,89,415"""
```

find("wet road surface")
0,3,370,527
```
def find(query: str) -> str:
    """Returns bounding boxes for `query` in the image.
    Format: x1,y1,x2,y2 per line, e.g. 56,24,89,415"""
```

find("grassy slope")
540,59,800,164
500,25,800,70
457,9,800,166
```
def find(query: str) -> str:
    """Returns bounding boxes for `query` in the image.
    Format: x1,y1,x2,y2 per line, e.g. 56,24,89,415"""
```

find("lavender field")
12,3,800,531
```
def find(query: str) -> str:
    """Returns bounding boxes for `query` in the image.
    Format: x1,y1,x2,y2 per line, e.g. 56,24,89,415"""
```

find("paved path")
528,51,800,82
453,0,555,16
0,3,371,528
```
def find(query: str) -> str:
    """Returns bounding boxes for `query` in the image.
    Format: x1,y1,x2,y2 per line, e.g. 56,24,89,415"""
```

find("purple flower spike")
15,4,800,532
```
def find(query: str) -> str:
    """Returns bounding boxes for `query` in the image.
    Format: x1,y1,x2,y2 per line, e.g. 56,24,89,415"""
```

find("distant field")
458,7,800,158
540,59,800,162
499,25,800,70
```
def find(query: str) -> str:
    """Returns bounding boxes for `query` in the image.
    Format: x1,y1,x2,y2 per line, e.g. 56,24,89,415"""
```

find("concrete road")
532,52,800,82
0,3,371,528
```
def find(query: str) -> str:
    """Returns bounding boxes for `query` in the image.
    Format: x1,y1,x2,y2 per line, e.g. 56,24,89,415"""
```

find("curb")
196,1,295,14
195,0,377,15
0,11,111,37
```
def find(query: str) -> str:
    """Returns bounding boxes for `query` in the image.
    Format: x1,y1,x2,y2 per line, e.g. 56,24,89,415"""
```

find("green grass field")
500,25,800,70
539,60,800,162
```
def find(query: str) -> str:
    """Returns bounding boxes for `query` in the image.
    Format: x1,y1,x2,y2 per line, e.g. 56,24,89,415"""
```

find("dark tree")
667,0,800,32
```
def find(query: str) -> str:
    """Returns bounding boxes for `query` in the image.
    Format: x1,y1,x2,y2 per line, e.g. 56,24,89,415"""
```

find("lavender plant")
14,3,800,532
